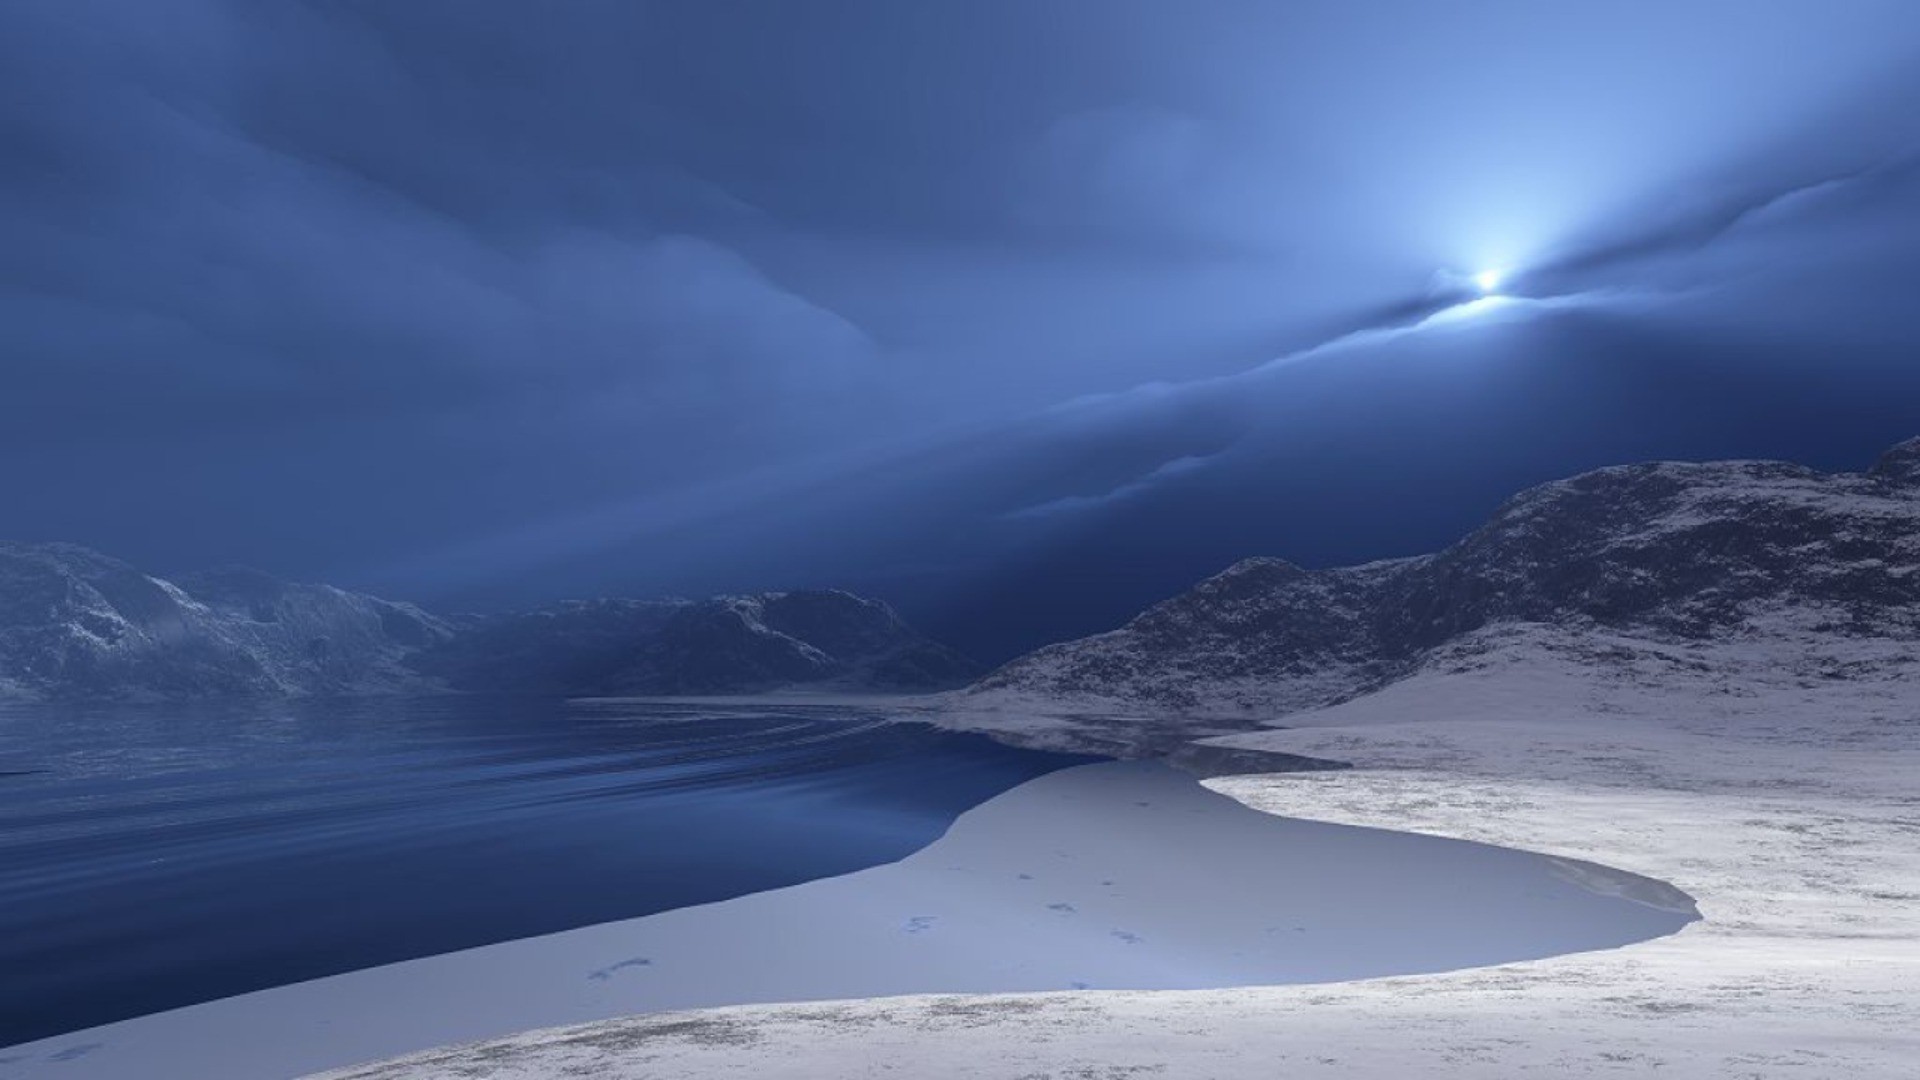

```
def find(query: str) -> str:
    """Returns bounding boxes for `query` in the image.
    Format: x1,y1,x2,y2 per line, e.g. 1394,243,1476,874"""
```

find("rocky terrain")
0,545,453,700
0,545,973,700
958,436,1920,740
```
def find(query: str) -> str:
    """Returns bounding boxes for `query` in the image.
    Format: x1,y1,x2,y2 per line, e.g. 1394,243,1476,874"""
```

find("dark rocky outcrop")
968,438,1920,719
0,548,974,700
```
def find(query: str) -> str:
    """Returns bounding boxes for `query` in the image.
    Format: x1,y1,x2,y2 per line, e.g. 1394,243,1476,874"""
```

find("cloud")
0,1,877,453
1015,107,1212,242
1004,453,1215,520
3,0,1919,662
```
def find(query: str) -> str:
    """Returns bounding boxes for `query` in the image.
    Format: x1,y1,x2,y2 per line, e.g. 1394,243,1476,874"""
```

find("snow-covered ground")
297,625,1915,1079
2,672,1694,1080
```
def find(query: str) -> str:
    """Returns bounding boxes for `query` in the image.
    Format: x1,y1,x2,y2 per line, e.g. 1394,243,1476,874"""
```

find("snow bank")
293,633,1918,1079
2,750,1688,1079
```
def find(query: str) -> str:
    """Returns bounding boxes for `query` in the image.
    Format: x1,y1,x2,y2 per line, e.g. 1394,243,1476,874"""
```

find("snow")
291,626,1915,1079
7,440,1917,1078
958,447,1920,734
3,677,1694,1080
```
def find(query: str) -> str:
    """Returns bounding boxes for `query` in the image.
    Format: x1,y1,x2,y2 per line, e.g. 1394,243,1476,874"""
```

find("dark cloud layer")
4,1,1919,660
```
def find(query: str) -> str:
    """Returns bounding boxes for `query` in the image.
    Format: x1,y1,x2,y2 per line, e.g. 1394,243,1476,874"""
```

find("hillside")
0,547,973,700
956,437,1920,748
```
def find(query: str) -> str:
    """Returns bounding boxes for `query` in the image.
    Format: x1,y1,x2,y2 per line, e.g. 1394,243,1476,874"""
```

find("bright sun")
1473,269,1504,294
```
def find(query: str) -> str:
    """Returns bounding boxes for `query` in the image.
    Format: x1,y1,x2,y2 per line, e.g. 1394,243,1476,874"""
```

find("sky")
5,1,1920,662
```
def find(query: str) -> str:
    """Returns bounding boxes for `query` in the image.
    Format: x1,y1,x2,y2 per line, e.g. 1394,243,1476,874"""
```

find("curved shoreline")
302,655,1917,1080
0,758,1691,1080
0,703,1080,1047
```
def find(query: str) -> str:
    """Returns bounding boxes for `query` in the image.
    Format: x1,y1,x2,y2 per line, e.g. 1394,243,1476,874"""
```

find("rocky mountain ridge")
0,544,973,700
408,590,977,696
0,544,452,700
959,437,1920,733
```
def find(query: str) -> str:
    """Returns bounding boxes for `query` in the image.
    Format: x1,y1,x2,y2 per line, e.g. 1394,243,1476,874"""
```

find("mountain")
408,591,979,695
957,436,1920,746
0,545,451,700
0,546,974,701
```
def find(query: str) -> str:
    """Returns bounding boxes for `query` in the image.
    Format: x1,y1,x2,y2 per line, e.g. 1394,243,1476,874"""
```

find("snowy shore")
1,731,1688,1080
306,629,1917,1079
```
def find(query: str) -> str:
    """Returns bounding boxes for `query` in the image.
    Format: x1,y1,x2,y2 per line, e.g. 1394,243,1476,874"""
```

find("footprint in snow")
587,957,652,981
1047,902,1077,914
1110,929,1144,945
903,916,937,934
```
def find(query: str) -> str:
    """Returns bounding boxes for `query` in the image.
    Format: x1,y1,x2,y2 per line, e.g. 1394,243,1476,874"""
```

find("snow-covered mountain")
0,545,451,700
408,590,979,695
959,436,1920,742
0,545,973,700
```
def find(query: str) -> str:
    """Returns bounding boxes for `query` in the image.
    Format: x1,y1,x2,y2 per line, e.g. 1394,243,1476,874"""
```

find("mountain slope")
0,545,451,699
0,544,975,700
408,590,979,695
959,436,1920,735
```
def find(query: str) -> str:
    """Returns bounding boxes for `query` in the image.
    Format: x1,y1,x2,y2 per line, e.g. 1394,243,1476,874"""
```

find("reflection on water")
0,696,1085,1045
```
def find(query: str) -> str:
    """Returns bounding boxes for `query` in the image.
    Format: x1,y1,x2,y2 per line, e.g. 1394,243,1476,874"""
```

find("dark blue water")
0,697,1087,1047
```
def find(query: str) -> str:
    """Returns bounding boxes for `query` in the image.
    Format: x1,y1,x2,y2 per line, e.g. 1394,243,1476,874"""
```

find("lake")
0,697,1087,1046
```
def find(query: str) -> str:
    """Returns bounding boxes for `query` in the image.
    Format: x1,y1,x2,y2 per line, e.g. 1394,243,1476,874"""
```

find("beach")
4,751,1688,1080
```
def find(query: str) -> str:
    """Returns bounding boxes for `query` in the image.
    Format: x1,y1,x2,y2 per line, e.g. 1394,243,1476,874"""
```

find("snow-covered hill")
249,442,1920,1080
0,546,974,700
282,606,1920,1080
957,436,1920,746
0,545,451,700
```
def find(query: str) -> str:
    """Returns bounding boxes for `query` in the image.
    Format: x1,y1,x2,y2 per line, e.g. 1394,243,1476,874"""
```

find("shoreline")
1,757,1690,1080
298,643,1919,1080
0,699,1076,1048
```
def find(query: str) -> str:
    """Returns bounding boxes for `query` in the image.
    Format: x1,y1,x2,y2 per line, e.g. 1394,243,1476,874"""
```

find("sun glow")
1424,294,1516,326
1473,269,1505,294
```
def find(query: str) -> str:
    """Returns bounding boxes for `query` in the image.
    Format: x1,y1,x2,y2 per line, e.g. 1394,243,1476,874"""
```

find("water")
0,697,1088,1047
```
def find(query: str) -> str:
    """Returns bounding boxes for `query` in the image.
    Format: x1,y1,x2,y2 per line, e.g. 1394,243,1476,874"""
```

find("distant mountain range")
0,545,976,701
13,437,1916,714
957,436,1920,748
411,592,977,696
